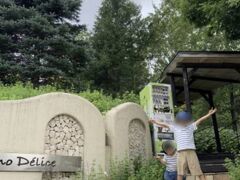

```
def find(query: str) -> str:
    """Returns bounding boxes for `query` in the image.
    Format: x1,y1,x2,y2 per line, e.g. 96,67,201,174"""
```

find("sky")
80,0,161,30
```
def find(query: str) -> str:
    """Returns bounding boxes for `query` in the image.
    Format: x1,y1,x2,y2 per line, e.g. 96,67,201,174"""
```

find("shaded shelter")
160,51,240,172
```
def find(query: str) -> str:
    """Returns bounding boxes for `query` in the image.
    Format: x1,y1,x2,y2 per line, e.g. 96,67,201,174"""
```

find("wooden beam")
200,92,210,102
188,68,199,78
191,76,240,84
167,73,240,84
177,62,240,69
200,91,222,152
176,79,196,96
172,68,198,96
169,76,177,106
182,67,191,113
230,85,238,132
175,86,210,94
235,68,240,75
208,92,222,152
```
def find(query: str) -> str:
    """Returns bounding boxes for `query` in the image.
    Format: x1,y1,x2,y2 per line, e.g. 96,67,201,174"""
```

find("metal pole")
150,125,156,155
182,67,192,113
208,92,222,152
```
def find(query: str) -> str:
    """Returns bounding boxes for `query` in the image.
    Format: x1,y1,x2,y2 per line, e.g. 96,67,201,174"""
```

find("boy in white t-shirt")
150,108,217,180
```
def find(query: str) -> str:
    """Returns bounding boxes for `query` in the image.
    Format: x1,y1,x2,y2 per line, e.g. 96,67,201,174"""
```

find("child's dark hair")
162,140,176,153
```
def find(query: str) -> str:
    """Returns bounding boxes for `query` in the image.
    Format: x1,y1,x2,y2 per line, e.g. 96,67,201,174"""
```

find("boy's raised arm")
149,119,170,129
195,108,217,126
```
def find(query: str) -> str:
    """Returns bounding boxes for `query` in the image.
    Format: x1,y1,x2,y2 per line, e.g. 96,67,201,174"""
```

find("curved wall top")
0,93,105,180
105,102,152,161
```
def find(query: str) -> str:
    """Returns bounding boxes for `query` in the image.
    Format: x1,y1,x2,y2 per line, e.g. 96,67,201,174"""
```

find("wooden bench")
198,153,234,173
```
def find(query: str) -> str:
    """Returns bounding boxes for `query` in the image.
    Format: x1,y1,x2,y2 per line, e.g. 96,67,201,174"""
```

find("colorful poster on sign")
140,83,174,153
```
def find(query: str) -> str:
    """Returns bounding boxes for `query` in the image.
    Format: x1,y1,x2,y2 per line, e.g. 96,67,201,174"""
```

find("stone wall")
0,93,153,180
43,114,84,180
128,119,146,160
0,93,105,180
105,103,152,161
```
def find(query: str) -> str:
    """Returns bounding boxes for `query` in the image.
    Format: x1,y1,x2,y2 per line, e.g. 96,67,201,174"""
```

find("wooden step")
186,173,230,180
197,153,234,173
201,164,227,173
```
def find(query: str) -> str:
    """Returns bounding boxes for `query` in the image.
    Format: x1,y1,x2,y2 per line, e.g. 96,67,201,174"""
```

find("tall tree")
148,0,240,80
91,0,150,95
178,0,240,40
0,0,89,90
149,0,240,136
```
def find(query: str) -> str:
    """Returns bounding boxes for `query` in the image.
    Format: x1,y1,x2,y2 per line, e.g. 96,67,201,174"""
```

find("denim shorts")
164,170,177,180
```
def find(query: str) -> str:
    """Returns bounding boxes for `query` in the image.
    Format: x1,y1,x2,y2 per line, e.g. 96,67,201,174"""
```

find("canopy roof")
160,51,240,102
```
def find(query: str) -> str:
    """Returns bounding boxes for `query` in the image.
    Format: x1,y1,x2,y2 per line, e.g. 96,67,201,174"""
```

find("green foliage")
0,82,58,100
148,0,240,80
178,0,240,40
225,157,240,180
0,83,139,113
0,0,90,90
131,158,164,180
79,90,139,113
191,84,240,154
86,158,164,180
91,0,150,95
107,158,136,180
195,128,240,154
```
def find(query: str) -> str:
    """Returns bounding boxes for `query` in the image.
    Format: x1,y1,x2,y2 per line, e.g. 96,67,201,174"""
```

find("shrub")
0,82,58,100
131,158,164,180
195,127,239,153
195,128,217,153
0,83,139,113
225,157,240,180
85,158,164,180
78,91,139,113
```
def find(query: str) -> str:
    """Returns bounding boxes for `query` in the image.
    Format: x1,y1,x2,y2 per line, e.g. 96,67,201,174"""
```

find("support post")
208,92,222,152
230,85,238,132
170,75,177,106
150,125,156,156
182,67,191,113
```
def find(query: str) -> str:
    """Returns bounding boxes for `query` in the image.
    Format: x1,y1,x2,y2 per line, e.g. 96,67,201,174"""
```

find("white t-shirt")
164,152,177,172
169,123,197,151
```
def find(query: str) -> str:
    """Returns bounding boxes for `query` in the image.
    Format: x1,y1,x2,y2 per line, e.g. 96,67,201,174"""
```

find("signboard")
0,153,81,172
140,83,174,152
157,132,174,140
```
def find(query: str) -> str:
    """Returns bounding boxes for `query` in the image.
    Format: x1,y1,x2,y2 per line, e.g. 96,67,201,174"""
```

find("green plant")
225,157,240,180
0,82,58,100
80,158,164,180
107,158,135,180
78,90,139,113
195,128,240,153
131,158,164,180
195,128,216,153
0,0,89,90
0,82,140,113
